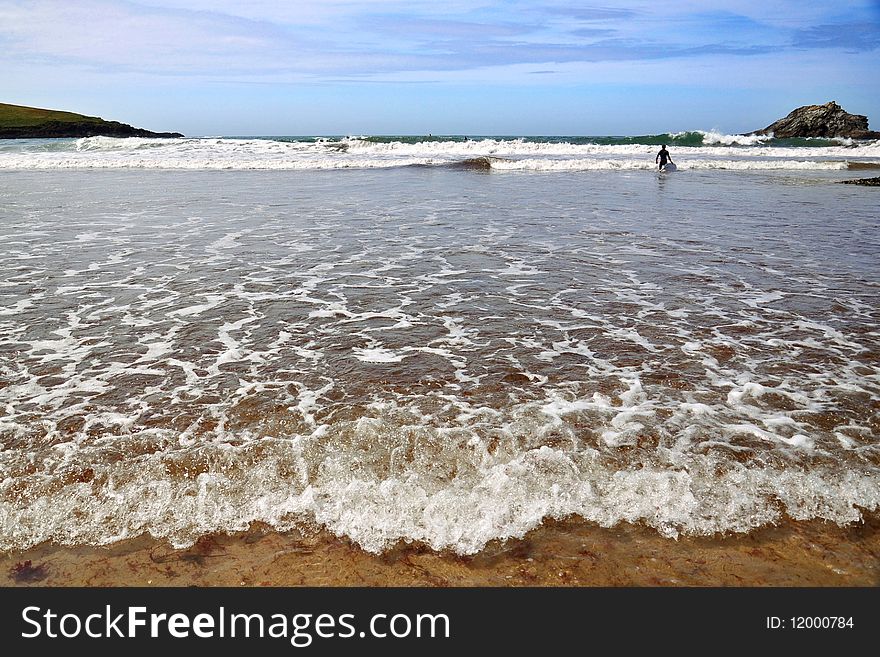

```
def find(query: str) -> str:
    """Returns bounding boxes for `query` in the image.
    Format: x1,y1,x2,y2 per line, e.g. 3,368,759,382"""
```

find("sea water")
0,134,878,554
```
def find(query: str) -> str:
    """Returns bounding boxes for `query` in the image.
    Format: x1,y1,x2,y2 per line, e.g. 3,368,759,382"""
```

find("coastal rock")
840,176,880,186
0,120,184,139
749,101,880,139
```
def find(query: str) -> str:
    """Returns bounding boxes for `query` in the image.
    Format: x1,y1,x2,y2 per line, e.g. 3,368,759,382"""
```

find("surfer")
656,144,673,170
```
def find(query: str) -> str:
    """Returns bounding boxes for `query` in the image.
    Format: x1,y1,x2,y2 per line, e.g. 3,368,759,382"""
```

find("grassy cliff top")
0,102,183,138
0,102,106,128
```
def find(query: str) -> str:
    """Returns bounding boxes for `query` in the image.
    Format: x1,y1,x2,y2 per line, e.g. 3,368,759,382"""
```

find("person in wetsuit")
656,144,673,170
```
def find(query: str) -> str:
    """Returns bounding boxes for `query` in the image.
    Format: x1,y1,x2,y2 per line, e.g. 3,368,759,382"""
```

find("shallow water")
0,166,878,553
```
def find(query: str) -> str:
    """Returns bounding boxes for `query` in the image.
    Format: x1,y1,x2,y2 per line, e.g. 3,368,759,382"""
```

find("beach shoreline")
2,167,878,589
4,512,878,587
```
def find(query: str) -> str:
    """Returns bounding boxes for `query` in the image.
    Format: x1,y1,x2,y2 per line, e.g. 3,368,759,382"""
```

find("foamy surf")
0,151,878,556
0,134,877,170
2,423,876,554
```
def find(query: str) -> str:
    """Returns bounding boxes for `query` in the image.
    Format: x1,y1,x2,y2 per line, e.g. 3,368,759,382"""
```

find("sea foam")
1,147,878,555
0,135,876,170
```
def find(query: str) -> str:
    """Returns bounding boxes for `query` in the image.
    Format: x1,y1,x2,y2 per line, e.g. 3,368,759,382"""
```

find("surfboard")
660,162,677,172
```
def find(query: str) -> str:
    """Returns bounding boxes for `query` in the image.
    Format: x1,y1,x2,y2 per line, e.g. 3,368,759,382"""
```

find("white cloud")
0,1,876,81
0,0,876,136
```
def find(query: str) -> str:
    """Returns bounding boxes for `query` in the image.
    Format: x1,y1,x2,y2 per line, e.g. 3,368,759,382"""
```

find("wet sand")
3,513,878,587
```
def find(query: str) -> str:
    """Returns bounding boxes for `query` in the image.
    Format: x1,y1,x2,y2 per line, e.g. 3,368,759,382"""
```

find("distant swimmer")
656,144,674,170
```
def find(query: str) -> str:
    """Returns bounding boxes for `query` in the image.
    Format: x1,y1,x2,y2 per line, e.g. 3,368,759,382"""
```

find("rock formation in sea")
749,101,880,139
840,176,880,186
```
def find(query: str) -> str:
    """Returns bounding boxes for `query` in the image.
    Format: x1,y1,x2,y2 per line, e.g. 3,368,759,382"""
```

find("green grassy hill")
0,102,183,138
0,103,105,128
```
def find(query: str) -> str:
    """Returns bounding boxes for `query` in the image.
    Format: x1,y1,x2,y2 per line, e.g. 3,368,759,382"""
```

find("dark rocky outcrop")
840,176,880,186
0,120,184,139
749,101,880,139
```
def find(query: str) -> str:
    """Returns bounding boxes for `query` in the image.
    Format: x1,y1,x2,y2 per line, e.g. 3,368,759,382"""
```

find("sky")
1,0,879,136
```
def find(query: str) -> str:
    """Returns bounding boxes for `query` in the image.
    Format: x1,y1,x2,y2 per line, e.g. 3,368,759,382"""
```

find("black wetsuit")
657,148,671,169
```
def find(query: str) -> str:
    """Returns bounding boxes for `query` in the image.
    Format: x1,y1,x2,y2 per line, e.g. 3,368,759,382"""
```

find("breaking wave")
0,133,877,172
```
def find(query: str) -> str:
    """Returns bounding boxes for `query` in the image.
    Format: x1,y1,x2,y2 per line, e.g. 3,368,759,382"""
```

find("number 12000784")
766,617,854,630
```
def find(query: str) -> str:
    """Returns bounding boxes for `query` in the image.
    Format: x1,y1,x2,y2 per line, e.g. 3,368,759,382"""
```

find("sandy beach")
4,512,878,587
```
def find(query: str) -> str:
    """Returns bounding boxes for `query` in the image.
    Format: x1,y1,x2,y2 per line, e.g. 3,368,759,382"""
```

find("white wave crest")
687,130,768,146
1,424,876,554
74,136,183,151
0,135,877,171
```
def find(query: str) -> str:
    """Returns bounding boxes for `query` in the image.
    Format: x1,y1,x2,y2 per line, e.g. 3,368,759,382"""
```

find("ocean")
0,133,878,564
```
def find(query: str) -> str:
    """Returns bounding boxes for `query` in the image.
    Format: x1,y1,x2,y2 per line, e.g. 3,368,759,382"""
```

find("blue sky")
1,1,878,135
